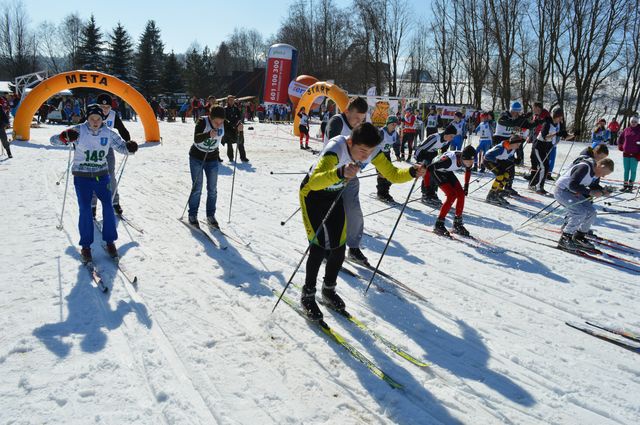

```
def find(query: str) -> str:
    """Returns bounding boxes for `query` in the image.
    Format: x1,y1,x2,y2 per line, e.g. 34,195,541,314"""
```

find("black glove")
464,184,469,196
61,129,79,144
126,141,139,153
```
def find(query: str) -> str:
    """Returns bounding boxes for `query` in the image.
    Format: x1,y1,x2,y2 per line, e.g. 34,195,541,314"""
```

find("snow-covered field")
1,119,638,425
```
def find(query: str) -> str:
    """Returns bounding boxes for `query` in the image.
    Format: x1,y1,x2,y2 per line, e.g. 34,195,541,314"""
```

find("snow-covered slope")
1,120,638,425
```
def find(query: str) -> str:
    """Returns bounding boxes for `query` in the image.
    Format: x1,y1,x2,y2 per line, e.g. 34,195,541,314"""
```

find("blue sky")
24,0,429,53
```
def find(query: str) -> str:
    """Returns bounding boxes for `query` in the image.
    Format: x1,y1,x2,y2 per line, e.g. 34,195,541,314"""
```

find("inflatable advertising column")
264,44,298,105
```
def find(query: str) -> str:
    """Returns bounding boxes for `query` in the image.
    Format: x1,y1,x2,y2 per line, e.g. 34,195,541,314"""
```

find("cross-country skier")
50,105,138,261
425,106,440,136
87,93,132,218
187,106,228,229
297,106,310,150
298,122,426,320
323,97,370,265
526,102,551,181
414,125,458,205
449,112,466,151
573,144,609,166
529,107,567,195
472,113,493,172
555,158,614,251
423,145,476,237
483,134,524,205
377,116,400,202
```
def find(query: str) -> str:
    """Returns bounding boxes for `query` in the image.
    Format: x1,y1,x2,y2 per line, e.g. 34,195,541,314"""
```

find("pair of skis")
566,321,640,353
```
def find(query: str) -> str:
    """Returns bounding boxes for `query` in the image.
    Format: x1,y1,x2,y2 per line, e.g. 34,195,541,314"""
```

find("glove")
126,141,139,153
60,129,79,144
464,184,469,196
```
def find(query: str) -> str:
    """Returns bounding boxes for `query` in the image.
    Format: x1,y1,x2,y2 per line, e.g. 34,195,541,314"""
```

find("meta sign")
264,44,298,105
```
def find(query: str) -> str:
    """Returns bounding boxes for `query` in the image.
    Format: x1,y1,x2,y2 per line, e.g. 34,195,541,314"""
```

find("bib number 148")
84,150,105,162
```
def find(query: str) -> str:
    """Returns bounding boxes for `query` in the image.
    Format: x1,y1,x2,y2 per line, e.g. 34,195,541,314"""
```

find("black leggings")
304,244,346,290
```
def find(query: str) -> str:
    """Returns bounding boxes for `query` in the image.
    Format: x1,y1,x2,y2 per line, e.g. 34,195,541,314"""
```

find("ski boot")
188,216,200,229
105,242,119,259
80,247,92,264
557,233,579,252
348,248,370,266
497,191,511,205
503,186,520,197
113,204,123,216
451,216,470,237
433,218,450,237
421,193,442,207
207,216,220,229
486,190,504,205
377,192,395,204
300,286,323,321
573,231,597,252
535,188,549,196
321,282,346,312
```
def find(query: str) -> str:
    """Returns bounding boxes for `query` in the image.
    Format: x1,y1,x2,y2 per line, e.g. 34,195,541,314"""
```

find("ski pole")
111,154,128,204
365,167,423,294
56,140,74,231
272,184,348,313
227,142,239,223
280,206,301,226
270,171,306,175
180,150,211,220
55,168,67,186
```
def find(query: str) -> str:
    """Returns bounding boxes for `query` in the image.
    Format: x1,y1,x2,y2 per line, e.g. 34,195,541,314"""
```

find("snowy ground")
1,119,639,425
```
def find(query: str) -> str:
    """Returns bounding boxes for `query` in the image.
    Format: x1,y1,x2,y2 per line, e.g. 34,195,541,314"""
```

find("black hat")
444,125,457,136
96,93,112,106
461,145,476,160
86,104,105,119
552,107,564,118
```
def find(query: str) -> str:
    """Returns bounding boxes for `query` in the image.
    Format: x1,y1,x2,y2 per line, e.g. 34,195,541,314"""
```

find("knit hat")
386,115,399,125
444,124,457,136
86,104,105,119
631,116,639,124
96,93,112,106
461,145,476,160
509,134,524,144
509,101,523,113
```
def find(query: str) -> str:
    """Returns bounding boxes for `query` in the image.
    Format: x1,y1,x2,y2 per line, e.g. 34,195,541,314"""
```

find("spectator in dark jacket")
0,107,11,158
223,95,248,162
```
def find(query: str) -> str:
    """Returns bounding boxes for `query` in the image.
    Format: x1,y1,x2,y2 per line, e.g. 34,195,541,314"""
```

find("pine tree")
184,47,207,98
78,15,104,71
161,51,184,93
106,23,134,81
135,20,165,98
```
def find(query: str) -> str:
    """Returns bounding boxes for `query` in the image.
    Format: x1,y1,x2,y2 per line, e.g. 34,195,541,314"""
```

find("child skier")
400,107,418,160
299,122,426,320
377,116,400,202
472,113,493,172
591,119,610,149
188,106,227,229
50,105,138,262
297,106,310,149
555,158,614,251
529,107,567,195
449,112,466,151
483,134,524,205
423,146,476,237
414,125,458,205
90,93,132,218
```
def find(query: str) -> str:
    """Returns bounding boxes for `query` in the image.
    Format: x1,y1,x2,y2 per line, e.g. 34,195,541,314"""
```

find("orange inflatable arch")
13,70,160,143
293,82,349,137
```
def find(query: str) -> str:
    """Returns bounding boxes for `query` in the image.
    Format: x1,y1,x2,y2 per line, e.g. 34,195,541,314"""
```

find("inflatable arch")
13,70,160,143
293,82,349,137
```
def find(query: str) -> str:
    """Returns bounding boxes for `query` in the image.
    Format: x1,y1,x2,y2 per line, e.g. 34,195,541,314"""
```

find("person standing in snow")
376,115,401,202
0,106,12,158
472,113,493,172
86,93,132,218
424,146,476,237
529,107,567,195
555,158,614,251
607,118,620,146
224,95,249,163
617,115,640,192
400,107,418,160
298,122,426,320
187,106,228,229
425,106,440,137
323,97,371,265
449,111,466,152
414,125,458,206
591,119,610,148
297,106,310,150
50,105,138,262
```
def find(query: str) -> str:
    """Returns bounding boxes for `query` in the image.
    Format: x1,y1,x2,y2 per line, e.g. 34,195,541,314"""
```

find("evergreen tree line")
0,3,267,99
